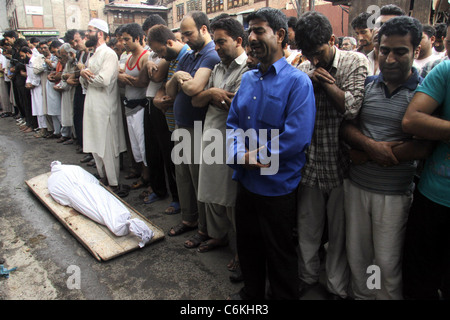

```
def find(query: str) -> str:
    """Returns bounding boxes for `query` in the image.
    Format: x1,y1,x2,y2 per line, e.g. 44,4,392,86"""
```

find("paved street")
0,115,329,303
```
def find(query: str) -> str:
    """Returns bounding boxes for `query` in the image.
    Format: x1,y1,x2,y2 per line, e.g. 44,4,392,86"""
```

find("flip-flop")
168,222,197,237
164,201,181,215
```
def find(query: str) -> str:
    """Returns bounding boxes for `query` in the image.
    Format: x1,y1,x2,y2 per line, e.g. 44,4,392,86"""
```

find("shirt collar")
193,40,214,57
177,44,190,60
376,67,421,91
257,57,288,76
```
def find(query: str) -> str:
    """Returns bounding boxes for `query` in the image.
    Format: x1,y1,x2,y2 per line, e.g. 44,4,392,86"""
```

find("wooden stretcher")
26,172,165,261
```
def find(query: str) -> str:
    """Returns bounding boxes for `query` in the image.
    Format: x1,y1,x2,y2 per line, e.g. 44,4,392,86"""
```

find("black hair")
287,16,297,29
20,46,32,54
351,12,371,30
64,29,77,42
0,39,6,46
120,23,145,45
187,11,211,33
115,25,124,36
29,37,40,44
50,40,63,49
378,16,422,49
434,22,447,39
211,13,231,25
246,7,288,48
295,11,332,54
14,38,28,49
107,37,118,47
75,30,86,39
211,17,245,44
3,30,18,39
142,14,167,32
147,25,176,44
422,25,436,39
380,4,406,16
39,40,48,47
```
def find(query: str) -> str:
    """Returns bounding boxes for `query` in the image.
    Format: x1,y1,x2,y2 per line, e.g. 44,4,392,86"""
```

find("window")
176,3,185,21
113,12,134,24
186,0,202,12
206,0,223,13
32,15,44,28
227,0,248,9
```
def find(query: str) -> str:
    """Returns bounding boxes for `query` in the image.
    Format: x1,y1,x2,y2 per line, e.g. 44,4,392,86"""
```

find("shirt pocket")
257,94,284,128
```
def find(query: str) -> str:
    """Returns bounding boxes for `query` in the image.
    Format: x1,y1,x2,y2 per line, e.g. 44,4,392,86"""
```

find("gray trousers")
173,126,206,233
297,183,350,298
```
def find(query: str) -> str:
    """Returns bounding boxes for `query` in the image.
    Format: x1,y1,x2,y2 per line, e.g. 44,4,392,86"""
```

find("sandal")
139,186,154,199
184,232,210,249
164,201,181,215
197,238,228,253
168,222,197,237
143,192,167,204
130,178,148,190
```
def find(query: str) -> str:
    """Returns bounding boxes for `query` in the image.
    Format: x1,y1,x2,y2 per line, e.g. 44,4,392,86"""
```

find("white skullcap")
88,18,109,34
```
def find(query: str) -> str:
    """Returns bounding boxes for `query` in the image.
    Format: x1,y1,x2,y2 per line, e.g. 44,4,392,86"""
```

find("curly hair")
120,23,145,45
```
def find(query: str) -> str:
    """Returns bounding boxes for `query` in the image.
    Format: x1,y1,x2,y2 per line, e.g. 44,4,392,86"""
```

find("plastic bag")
47,161,153,247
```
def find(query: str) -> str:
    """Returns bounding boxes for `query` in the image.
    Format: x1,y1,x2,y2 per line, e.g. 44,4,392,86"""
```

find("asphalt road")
0,114,331,307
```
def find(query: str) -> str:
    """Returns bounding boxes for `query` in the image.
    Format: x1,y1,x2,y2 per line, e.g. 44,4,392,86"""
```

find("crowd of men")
0,3,449,300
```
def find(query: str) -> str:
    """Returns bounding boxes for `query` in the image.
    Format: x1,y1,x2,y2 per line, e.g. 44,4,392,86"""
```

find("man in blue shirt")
165,11,221,249
226,7,316,300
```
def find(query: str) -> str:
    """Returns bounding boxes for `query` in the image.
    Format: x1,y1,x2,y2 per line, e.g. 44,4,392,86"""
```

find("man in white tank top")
117,23,150,191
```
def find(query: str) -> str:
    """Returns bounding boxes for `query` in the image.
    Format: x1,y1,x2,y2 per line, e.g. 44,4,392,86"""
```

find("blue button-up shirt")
226,57,316,196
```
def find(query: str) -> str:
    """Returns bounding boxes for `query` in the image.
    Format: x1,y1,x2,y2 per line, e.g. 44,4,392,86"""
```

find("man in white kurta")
80,19,127,189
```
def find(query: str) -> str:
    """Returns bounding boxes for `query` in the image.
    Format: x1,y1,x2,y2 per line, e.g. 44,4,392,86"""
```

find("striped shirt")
298,48,369,190
165,44,190,132
349,68,422,195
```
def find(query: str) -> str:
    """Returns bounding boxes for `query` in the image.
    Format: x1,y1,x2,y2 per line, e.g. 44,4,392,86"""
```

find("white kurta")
81,43,126,158
26,55,43,117
46,56,61,116
59,62,76,127
33,54,48,114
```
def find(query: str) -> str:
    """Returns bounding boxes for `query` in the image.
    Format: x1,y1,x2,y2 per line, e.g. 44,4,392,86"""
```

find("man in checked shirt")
294,11,369,299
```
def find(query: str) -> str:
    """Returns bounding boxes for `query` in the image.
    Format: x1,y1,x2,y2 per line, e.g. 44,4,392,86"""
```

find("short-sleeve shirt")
173,40,220,128
348,68,422,195
416,60,450,207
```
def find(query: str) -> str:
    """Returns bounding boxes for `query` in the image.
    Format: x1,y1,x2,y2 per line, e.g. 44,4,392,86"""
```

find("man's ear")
276,28,286,45
167,39,174,48
236,36,243,47
329,34,336,46
414,44,421,59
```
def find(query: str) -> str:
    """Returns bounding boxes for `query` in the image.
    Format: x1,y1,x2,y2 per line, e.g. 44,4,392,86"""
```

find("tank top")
125,50,148,101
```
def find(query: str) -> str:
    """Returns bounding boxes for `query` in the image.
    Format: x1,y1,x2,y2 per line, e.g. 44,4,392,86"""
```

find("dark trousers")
144,100,178,201
403,188,450,300
73,85,85,147
12,81,25,118
235,183,299,300
17,85,36,129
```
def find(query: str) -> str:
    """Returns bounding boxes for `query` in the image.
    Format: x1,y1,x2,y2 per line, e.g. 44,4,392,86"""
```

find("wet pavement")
0,115,330,303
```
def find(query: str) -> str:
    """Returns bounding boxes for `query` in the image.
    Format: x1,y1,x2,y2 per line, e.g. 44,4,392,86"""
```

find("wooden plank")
25,172,165,261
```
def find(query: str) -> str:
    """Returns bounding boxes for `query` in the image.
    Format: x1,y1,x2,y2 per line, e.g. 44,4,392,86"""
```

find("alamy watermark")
171,121,280,175
66,265,81,290
366,5,382,29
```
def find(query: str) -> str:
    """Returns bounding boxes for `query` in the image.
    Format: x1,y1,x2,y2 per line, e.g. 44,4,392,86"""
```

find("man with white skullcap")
80,19,127,196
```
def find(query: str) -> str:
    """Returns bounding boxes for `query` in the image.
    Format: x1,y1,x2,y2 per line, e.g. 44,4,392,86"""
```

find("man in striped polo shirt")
340,16,434,299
